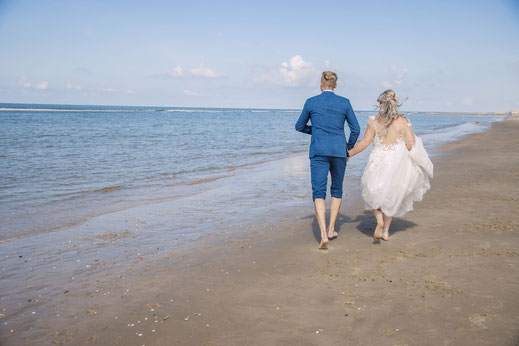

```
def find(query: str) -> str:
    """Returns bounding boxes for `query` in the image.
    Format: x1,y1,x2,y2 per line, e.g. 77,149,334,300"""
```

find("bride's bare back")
368,115,416,150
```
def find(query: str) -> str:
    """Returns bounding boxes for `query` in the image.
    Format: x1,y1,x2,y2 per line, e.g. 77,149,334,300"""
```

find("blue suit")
295,91,360,200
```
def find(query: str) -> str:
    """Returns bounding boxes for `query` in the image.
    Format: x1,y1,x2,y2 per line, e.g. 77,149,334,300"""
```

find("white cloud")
98,87,134,94
35,81,48,90
463,97,473,106
256,55,319,87
280,55,314,86
152,63,224,79
172,65,184,77
183,89,198,96
18,76,31,88
191,63,226,78
394,67,407,85
66,82,81,90
380,65,407,90
150,64,184,78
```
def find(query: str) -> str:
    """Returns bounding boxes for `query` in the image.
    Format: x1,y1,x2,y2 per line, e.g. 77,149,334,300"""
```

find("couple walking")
295,71,433,249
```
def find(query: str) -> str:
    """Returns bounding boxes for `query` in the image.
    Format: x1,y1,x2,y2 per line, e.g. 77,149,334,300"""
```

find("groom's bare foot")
319,237,329,250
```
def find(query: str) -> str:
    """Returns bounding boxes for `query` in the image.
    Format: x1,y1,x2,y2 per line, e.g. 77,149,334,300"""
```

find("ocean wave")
93,185,126,193
52,185,127,198
250,110,300,113
186,175,231,185
0,107,301,113
420,120,491,149
0,108,143,113
165,109,228,113
164,109,299,113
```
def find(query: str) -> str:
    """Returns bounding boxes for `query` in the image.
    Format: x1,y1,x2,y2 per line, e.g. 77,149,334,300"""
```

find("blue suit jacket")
295,91,360,158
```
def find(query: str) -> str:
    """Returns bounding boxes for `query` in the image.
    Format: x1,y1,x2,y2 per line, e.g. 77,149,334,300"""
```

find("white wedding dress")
361,116,433,217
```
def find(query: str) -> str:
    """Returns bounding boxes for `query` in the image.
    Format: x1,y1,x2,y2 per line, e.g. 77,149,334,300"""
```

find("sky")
0,0,518,111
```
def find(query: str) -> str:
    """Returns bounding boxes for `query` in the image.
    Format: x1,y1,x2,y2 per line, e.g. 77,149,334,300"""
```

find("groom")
295,71,360,249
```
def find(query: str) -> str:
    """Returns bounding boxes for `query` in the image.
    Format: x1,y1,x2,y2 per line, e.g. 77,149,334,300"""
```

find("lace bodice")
369,116,413,151
373,131,404,151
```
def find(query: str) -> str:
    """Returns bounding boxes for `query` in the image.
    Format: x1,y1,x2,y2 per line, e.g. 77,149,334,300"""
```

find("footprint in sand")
469,313,490,329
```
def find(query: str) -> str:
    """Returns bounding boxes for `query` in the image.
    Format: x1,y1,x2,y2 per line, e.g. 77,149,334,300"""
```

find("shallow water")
0,103,504,240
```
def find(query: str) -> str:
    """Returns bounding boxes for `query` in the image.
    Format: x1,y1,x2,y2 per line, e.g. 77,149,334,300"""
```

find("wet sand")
1,117,518,345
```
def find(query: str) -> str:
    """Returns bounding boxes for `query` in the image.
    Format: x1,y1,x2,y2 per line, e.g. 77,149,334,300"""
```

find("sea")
0,103,506,242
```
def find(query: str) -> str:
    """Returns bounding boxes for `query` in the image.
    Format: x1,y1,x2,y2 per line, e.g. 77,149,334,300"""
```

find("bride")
348,90,433,241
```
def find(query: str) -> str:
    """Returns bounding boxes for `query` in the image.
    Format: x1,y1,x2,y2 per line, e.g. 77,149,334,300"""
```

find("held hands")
347,148,358,161
347,146,360,159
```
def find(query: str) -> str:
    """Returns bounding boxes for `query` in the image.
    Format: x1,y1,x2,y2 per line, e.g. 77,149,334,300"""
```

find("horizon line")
0,102,512,115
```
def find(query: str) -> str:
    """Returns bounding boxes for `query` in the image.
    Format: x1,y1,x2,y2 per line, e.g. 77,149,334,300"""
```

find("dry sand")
1,117,518,346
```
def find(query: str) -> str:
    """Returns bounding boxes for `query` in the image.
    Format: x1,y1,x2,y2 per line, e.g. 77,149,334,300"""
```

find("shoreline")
0,114,504,243
1,117,518,345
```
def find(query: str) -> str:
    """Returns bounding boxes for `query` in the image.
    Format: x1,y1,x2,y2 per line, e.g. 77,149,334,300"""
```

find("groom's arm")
295,101,312,135
345,100,360,150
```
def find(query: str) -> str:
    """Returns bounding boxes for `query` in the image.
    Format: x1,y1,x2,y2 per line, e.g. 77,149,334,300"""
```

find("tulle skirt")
361,137,433,217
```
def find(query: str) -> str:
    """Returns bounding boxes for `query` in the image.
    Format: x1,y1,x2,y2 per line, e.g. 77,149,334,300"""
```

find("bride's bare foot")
382,229,389,241
319,237,329,250
327,229,338,239
373,222,384,240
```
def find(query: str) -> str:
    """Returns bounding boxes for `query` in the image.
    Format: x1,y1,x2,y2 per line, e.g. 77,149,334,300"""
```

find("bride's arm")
405,119,416,151
348,124,375,157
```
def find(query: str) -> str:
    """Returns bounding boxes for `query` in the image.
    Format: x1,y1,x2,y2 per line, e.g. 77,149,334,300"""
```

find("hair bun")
321,71,338,88
322,71,337,80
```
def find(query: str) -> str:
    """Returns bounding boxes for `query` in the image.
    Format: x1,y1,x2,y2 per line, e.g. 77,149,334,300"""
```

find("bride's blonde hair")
377,89,405,130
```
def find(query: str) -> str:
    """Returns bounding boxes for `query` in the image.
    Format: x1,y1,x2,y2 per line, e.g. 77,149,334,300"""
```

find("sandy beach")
1,117,518,346
418,112,511,116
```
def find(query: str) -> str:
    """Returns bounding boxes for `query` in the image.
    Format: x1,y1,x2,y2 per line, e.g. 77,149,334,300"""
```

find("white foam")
1,106,301,114
0,108,139,112
420,121,492,149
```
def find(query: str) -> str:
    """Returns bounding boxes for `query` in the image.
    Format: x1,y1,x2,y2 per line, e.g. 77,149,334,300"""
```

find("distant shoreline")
0,102,513,115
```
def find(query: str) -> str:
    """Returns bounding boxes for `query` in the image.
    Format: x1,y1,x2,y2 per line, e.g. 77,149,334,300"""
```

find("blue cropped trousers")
310,155,347,201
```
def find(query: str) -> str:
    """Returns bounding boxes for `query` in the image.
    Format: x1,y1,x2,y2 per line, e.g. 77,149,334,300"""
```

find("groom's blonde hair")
321,71,338,89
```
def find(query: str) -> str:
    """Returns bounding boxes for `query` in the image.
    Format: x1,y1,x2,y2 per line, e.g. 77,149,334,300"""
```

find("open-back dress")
361,116,433,217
